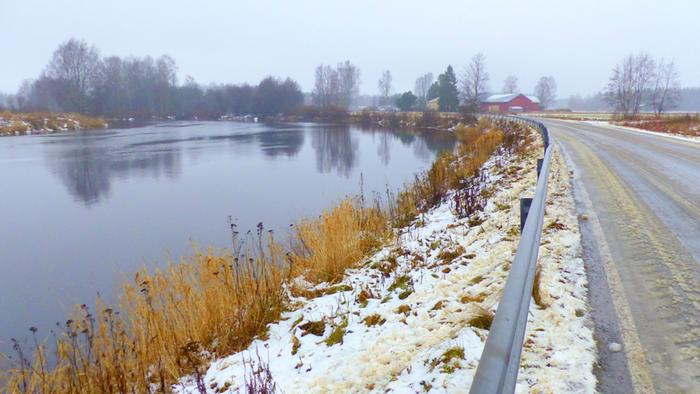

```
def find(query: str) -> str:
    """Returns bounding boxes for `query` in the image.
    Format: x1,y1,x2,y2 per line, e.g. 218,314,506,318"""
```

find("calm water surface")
0,121,454,350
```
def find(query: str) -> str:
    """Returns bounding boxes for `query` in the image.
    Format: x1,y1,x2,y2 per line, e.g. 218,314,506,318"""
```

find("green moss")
429,346,465,374
322,284,353,295
388,274,411,292
324,317,348,346
398,289,413,300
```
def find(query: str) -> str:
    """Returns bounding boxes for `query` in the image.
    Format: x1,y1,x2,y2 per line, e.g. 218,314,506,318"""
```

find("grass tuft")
467,307,494,330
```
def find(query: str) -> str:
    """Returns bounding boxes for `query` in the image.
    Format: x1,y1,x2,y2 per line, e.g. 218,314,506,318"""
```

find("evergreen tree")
437,65,459,112
395,91,417,111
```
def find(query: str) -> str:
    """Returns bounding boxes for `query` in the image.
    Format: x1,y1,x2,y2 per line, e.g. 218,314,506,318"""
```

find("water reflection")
256,127,305,157
49,140,182,205
44,123,455,205
311,124,359,177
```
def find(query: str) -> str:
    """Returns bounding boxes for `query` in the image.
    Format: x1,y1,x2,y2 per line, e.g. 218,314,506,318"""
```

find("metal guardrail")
470,115,552,394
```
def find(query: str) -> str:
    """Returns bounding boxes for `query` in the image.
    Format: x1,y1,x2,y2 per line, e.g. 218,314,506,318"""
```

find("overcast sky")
2,0,698,97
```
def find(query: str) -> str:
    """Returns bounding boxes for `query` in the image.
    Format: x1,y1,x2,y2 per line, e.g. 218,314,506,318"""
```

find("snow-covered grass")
0,111,107,136
174,143,596,393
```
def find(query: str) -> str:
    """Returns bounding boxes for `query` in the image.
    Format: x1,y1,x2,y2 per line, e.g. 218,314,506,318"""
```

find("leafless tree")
414,72,434,107
534,76,557,109
378,70,393,104
502,75,518,93
44,38,100,112
336,60,360,109
312,64,340,108
461,53,490,111
605,52,656,117
15,79,34,112
649,58,680,117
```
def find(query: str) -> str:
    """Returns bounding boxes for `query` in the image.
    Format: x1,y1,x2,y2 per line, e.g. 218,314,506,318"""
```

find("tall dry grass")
1,118,530,393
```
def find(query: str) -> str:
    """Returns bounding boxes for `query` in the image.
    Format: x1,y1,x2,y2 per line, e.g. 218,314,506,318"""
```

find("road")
540,119,700,393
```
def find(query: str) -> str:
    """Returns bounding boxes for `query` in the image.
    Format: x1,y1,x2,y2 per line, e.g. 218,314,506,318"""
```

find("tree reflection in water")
311,124,359,178
48,138,183,206
256,127,305,158
44,122,455,205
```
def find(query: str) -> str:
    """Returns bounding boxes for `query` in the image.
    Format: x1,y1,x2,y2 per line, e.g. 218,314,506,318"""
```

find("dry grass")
1,117,535,393
615,113,700,137
532,264,547,308
0,111,107,136
390,119,513,228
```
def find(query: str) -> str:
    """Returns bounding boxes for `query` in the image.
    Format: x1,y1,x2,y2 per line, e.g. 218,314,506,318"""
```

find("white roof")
482,93,540,104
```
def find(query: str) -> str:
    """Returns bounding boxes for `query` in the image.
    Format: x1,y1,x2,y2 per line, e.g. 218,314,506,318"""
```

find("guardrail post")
537,159,543,179
520,198,533,232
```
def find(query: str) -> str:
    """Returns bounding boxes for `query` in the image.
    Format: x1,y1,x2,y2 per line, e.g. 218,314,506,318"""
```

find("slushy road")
542,119,700,393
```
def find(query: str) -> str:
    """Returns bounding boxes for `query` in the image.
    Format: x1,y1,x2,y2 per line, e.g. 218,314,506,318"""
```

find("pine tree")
438,65,459,112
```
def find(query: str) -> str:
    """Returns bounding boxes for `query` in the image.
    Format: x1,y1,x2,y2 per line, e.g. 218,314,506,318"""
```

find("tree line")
368,54,558,112
1,39,304,119
6,39,685,119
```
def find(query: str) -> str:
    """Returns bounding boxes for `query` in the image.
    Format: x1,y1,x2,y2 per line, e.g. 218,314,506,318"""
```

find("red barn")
481,93,541,113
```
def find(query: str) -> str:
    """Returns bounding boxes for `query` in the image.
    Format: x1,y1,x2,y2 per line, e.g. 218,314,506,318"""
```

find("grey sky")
2,0,698,97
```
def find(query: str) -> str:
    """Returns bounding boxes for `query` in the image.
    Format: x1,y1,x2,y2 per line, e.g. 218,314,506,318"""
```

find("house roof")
482,93,540,104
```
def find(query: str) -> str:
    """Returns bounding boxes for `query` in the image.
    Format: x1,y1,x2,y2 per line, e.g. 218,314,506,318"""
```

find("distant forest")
556,88,700,113
0,39,304,120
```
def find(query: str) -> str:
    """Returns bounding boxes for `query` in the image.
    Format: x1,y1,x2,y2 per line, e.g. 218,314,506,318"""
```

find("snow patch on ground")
174,145,596,394
587,121,700,144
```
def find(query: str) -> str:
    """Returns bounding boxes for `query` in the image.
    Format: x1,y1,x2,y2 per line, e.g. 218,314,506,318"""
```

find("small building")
481,93,541,113
426,98,440,111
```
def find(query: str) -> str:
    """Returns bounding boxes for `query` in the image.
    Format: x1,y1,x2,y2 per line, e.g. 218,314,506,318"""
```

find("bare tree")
378,70,393,104
336,60,360,109
502,75,518,93
312,64,340,108
605,53,656,117
44,38,100,112
461,53,490,111
414,72,434,107
15,79,34,112
534,76,557,109
649,58,680,117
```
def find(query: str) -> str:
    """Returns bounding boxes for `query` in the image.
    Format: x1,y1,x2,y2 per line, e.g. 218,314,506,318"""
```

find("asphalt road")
540,119,700,393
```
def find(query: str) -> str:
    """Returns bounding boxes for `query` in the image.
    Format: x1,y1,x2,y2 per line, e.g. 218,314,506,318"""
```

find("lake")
0,121,454,352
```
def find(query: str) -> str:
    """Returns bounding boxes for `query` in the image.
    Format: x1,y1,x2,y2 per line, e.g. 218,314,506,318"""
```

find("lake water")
0,121,454,351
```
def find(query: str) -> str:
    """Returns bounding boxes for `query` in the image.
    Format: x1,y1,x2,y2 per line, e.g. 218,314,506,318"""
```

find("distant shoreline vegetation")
0,38,489,127
0,112,107,136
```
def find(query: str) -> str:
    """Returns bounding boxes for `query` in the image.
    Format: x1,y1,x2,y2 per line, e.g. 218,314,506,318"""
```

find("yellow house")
426,98,439,111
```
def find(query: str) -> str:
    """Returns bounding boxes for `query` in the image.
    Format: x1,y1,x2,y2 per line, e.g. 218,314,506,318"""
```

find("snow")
587,121,700,144
174,139,597,394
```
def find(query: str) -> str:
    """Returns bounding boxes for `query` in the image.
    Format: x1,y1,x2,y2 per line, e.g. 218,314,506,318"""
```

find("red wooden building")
481,93,541,113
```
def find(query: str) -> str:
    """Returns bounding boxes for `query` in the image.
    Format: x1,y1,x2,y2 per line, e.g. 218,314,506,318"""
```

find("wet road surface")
541,119,700,393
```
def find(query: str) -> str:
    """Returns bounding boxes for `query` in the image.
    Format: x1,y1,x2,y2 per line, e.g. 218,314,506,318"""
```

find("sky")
1,0,699,98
